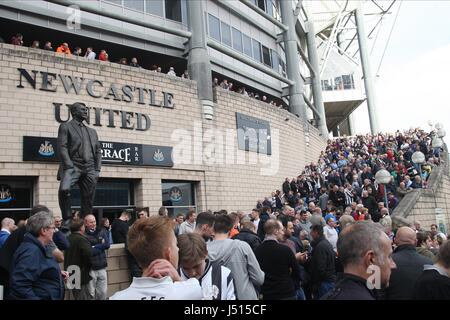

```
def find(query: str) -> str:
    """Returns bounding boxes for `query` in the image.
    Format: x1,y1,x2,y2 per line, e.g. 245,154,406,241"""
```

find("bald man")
83,214,110,300
386,227,433,300
0,217,16,247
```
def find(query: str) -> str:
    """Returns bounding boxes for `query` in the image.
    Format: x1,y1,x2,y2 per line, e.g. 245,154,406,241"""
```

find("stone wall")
392,149,450,233
106,244,131,297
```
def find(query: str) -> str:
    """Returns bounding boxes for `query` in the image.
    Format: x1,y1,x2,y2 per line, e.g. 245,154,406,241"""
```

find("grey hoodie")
207,238,264,300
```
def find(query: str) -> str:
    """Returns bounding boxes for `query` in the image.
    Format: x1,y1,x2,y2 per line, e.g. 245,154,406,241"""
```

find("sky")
351,0,450,145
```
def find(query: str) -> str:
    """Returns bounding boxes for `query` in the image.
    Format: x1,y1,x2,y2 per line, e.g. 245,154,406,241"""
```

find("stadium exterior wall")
0,43,326,218
392,149,450,233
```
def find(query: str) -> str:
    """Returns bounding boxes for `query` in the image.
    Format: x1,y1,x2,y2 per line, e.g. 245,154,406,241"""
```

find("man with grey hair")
0,217,16,247
310,212,325,228
386,227,432,300
324,221,396,300
9,211,64,299
338,215,354,232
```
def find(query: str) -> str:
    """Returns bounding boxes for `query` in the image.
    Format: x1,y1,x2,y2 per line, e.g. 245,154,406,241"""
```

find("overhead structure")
302,0,398,136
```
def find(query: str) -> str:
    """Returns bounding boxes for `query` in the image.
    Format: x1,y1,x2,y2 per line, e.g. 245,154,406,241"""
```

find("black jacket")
111,219,129,244
255,240,300,300
308,236,336,285
413,268,450,300
232,229,261,251
282,181,291,195
56,119,101,179
324,273,377,300
64,232,92,285
290,181,298,194
85,228,110,270
386,244,433,300
257,212,270,241
275,196,283,209
362,196,379,221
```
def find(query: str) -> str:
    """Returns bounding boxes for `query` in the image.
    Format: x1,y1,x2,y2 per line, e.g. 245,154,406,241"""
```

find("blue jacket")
85,228,110,270
53,230,70,251
9,233,64,300
0,230,10,248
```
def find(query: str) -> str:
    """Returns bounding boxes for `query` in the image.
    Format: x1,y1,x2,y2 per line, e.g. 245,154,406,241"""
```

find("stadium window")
208,14,221,42
221,22,232,47
342,74,355,89
262,45,272,67
334,76,343,90
105,0,122,5
272,0,281,21
267,0,273,17
146,0,164,16
257,0,266,11
322,79,332,91
279,58,286,77
232,28,243,53
271,49,279,71
243,34,252,57
123,0,144,12
165,0,182,22
252,39,262,62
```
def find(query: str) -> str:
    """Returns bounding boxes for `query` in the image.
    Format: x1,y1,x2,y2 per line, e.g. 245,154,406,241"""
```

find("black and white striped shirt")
181,260,236,300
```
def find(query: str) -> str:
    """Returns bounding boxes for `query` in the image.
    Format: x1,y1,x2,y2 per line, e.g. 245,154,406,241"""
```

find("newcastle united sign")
16,68,176,132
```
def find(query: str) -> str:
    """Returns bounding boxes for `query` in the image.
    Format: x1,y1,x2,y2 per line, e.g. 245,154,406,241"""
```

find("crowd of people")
213,77,285,109
258,128,442,222
0,128,448,300
6,33,190,79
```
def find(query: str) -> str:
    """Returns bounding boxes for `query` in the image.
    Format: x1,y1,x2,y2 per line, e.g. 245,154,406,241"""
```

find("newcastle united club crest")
0,184,13,203
153,149,164,162
38,140,55,157
169,186,182,202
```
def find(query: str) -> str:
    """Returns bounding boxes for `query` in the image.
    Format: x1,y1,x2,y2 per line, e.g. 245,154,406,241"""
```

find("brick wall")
106,244,131,297
405,174,450,231
393,151,450,232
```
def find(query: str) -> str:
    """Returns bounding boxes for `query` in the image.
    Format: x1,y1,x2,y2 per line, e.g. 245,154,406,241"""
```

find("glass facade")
124,0,144,12
145,0,164,16
104,0,184,23
262,45,271,66
72,179,134,208
165,0,182,22
252,39,262,63
207,13,283,71
221,22,232,47
321,74,355,91
232,28,243,53
208,14,221,42
243,34,253,57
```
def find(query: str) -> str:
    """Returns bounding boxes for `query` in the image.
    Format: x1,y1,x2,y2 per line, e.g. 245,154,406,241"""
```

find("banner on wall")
23,136,173,167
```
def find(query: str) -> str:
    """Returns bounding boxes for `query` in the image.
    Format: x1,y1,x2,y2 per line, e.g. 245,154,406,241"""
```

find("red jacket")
98,51,108,61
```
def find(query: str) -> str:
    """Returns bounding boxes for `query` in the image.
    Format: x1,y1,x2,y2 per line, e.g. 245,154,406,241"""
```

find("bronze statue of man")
57,102,101,220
